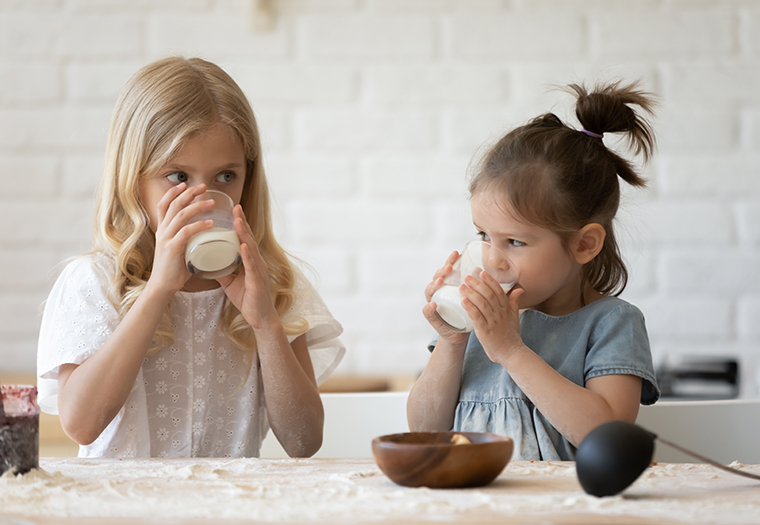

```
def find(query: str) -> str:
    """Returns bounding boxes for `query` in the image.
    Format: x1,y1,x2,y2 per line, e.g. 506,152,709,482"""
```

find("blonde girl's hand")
422,251,470,346
460,271,526,365
217,205,279,331
149,183,215,296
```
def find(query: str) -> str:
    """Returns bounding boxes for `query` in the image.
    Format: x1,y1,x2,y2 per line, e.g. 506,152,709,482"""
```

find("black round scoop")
576,421,655,497
576,420,760,498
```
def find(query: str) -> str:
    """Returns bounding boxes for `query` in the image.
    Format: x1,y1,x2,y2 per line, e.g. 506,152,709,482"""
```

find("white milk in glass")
184,190,241,279
432,281,515,334
185,227,240,278
431,240,518,333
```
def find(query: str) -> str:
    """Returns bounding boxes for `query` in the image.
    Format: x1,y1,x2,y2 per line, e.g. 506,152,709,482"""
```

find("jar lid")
0,384,39,417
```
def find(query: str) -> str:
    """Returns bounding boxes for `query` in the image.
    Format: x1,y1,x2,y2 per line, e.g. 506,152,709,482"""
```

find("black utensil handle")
656,436,760,481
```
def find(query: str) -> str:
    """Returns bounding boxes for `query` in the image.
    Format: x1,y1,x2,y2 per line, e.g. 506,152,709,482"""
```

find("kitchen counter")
1,458,759,524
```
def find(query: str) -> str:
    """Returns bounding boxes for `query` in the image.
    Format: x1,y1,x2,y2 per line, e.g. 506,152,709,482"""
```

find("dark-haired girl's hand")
422,251,471,346
460,270,526,365
216,205,279,331
147,183,214,298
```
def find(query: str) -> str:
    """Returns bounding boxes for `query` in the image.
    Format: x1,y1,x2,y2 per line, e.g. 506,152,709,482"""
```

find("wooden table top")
1,458,760,524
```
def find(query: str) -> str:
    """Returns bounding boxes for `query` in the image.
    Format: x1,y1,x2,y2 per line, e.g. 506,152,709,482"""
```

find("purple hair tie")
580,128,603,139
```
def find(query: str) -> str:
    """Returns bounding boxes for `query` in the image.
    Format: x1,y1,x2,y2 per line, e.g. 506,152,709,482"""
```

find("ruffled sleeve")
36,254,120,415
281,268,345,385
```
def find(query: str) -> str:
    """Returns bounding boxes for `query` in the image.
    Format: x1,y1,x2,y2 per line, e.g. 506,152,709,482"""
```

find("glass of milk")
185,190,241,279
431,240,519,333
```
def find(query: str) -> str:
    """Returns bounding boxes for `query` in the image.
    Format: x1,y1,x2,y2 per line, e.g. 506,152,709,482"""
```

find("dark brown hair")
469,81,657,301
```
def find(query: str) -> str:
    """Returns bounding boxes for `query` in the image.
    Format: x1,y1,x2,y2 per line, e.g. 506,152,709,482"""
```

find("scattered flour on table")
1,459,759,523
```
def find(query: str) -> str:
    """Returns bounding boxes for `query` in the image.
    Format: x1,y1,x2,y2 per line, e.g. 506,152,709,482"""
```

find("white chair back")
635,399,760,464
263,393,760,464
260,392,410,458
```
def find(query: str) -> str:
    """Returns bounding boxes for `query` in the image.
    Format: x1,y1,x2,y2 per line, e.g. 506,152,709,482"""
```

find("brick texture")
0,1,758,393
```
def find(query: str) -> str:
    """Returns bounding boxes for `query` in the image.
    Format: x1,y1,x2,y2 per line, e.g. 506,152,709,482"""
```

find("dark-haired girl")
407,81,661,461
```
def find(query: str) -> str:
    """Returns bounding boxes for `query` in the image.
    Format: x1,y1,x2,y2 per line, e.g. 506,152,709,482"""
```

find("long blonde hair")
92,56,307,356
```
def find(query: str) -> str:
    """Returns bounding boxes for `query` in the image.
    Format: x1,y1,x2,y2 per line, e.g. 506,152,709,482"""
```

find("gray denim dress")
430,296,660,461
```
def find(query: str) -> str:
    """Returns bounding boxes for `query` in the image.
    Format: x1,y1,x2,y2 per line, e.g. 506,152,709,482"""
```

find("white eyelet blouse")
36,253,345,459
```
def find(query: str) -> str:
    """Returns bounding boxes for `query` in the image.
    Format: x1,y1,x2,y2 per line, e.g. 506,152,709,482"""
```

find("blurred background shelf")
1,372,415,458
318,374,416,393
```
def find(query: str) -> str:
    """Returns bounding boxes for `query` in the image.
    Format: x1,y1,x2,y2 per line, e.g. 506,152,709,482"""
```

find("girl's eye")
216,172,234,183
167,172,188,184
509,239,526,247
477,231,490,242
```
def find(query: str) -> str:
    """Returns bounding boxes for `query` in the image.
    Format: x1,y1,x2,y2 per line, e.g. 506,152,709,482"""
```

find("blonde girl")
37,57,344,458
407,81,660,461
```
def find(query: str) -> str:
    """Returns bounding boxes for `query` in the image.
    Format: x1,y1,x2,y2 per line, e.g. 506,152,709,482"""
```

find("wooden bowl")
371,431,513,488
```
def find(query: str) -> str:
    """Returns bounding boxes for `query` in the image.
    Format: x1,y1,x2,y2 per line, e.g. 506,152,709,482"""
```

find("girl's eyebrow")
164,161,245,171
473,222,536,242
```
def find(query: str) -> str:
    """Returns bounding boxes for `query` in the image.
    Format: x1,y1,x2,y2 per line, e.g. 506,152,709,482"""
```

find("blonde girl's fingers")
234,208,266,266
234,219,258,258
233,207,256,245
229,207,254,248
173,219,214,247
239,242,253,277
167,198,215,236
156,182,187,223
166,184,207,219
240,242,268,290
159,183,206,231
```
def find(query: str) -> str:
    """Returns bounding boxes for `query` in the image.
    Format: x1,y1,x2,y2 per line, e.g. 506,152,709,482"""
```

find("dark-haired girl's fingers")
422,301,470,344
425,251,459,302
430,251,458,282
422,301,446,329
507,287,524,314
478,271,508,310
461,275,498,315
424,276,446,303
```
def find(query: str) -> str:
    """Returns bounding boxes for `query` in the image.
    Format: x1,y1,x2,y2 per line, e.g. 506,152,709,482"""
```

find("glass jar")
0,384,40,476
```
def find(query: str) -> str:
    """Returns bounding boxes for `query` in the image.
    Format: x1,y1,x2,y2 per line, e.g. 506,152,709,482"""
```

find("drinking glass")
185,190,241,279
432,240,519,333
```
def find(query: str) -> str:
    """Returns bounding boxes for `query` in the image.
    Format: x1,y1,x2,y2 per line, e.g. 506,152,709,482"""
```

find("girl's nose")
487,248,510,271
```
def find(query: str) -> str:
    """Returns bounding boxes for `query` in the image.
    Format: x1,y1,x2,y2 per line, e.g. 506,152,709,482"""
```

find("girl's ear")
573,223,606,264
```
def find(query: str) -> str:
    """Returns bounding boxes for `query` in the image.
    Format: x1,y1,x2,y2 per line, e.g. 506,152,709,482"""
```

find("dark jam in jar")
0,385,40,476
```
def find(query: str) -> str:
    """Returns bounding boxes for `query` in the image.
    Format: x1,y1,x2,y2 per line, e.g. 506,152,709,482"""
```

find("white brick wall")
1,0,758,397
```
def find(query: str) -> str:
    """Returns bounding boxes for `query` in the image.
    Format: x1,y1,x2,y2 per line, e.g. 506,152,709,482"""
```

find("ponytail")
568,81,656,164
